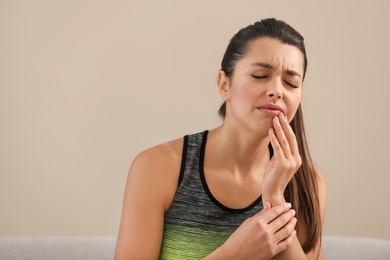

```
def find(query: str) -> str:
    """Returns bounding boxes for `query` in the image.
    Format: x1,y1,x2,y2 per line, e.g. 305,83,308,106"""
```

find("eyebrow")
252,62,302,78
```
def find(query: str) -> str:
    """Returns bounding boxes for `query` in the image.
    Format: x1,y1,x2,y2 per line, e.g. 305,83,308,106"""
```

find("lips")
257,104,284,116
258,104,283,112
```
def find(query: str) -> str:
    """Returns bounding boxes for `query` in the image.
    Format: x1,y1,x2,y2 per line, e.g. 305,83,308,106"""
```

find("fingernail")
286,203,292,208
275,117,280,125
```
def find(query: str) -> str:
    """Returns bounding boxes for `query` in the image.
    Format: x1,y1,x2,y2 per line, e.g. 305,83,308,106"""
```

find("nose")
267,79,283,99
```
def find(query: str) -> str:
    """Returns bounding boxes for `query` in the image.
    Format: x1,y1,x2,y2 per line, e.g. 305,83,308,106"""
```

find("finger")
278,113,300,157
256,202,292,223
273,216,297,242
268,209,296,233
263,201,271,211
274,230,297,254
272,115,291,158
268,127,283,158
268,127,288,163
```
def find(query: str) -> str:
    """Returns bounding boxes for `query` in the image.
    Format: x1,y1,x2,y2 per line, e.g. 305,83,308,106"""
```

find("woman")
115,18,326,259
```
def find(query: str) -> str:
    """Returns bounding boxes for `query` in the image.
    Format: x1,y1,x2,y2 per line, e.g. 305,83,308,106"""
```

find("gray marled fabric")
160,131,269,258
164,130,265,228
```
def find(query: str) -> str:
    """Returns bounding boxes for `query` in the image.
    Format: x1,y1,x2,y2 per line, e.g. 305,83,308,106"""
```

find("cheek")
287,95,301,121
230,84,255,103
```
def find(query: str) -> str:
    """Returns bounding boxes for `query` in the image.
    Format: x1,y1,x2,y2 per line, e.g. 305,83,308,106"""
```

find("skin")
114,37,326,260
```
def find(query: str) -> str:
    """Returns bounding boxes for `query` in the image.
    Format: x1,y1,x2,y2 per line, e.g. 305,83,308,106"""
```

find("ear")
217,70,230,101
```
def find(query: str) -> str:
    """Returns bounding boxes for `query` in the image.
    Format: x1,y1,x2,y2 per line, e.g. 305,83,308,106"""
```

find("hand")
216,202,297,260
262,113,302,205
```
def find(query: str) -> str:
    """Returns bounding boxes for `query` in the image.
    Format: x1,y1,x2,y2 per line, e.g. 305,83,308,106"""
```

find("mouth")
257,104,284,116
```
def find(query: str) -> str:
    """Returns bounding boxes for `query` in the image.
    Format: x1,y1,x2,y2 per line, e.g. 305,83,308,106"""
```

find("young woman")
115,18,326,260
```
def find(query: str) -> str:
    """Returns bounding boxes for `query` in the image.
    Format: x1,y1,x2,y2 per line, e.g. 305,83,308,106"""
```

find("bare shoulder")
128,137,185,209
114,137,185,259
131,137,184,172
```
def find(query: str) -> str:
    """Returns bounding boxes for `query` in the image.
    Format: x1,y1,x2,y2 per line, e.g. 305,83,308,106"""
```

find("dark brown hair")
219,18,321,254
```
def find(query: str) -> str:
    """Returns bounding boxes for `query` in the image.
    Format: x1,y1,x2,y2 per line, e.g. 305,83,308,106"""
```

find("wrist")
262,192,286,207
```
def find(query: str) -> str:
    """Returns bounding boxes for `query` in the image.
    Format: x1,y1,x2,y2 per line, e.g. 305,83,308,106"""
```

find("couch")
0,235,389,259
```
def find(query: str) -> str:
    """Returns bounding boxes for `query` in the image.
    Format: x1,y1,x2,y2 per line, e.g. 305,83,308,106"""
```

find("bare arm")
114,123,318,259
205,202,297,260
262,113,327,259
267,166,326,260
115,135,298,260
114,140,183,259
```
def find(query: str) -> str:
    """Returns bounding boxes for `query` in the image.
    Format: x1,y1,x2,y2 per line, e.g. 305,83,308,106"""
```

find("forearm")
203,246,229,260
262,191,286,208
205,202,298,260
271,237,307,260
261,193,304,259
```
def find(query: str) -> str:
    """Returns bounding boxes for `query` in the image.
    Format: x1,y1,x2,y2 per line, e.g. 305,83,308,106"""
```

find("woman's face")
219,37,304,134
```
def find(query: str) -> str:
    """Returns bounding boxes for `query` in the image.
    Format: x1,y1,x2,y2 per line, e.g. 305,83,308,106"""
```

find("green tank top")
160,131,287,259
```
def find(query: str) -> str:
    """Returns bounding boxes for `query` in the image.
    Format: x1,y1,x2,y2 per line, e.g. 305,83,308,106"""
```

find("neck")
207,125,271,179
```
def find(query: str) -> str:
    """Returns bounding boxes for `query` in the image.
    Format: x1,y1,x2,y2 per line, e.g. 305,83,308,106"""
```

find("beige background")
1,0,389,239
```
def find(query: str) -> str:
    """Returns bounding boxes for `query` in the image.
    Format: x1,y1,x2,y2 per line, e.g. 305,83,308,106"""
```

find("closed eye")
284,80,299,89
251,74,268,79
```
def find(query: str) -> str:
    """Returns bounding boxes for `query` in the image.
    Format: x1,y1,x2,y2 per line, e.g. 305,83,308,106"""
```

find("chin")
251,122,272,136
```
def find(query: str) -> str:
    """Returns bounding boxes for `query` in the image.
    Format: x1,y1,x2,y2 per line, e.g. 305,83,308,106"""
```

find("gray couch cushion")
0,237,116,260
1,235,390,259
323,235,390,260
